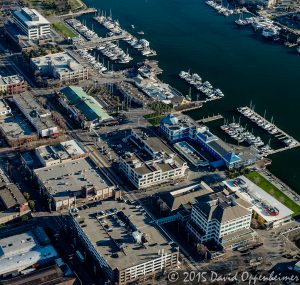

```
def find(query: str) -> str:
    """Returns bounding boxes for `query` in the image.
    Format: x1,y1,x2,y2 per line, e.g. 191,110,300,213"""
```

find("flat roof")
13,93,58,131
71,200,176,271
122,127,186,175
31,52,86,74
36,140,85,163
160,182,214,211
0,113,36,138
223,176,294,223
34,157,113,202
13,8,50,27
0,75,24,86
61,86,112,122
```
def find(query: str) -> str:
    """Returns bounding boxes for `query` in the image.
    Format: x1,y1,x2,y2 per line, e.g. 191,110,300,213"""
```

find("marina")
93,13,157,57
205,0,243,17
80,0,300,194
237,106,299,149
179,70,224,99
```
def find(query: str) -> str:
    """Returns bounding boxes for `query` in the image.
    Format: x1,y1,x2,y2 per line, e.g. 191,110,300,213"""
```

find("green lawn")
246,171,300,217
144,114,166,126
52,22,77,38
68,0,84,11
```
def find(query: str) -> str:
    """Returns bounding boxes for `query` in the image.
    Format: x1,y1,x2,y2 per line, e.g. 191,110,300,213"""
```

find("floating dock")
238,106,300,155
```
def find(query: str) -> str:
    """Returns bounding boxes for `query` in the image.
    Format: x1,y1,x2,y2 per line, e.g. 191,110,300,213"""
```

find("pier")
75,34,127,50
238,106,300,154
196,114,223,124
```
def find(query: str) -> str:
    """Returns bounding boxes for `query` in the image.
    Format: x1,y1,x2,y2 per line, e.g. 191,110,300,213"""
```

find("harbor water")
81,0,300,193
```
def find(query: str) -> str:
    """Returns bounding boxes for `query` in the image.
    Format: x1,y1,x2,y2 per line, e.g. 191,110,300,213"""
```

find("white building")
223,176,294,228
119,127,188,189
31,52,89,83
13,8,51,40
187,191,254,249
0,228,58,277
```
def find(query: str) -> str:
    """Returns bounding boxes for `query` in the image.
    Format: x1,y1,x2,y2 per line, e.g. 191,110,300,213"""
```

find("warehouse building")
0,227,58,278
119,127,188,189
31,52,89,83
13,93,60,138
59,86,113,129
69,199,179,285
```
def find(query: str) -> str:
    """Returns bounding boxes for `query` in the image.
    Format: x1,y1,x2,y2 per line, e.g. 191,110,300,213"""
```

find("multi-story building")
119,127,188,189
0,75,26,95
69,199,179,285
13,7,51,40
31,140,119,210
13,93,60,137
31,52,89,83
187,191,254,249
160,114,258,169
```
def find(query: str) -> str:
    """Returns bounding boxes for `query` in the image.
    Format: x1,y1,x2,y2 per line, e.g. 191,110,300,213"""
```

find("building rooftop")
0,75,24,86
0,227,57,276
61,86,112,122
36,140,86,165
13,8,50,27
194,191,252,224
159,182,214,211
122,127,186,176
31,52,87,74
0,113,36,139
34,157,113,202
161,113,197,131
223,176,294,223
71,200,177,271
0,183,27,210
13,93,58,131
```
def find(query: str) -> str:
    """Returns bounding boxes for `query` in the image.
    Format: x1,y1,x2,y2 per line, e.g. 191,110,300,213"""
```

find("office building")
69,199,179,284
13,8,51,40
187,191,254,249
160,114,258,169
13,93,60,137
119,127,188,189
31,52,89,83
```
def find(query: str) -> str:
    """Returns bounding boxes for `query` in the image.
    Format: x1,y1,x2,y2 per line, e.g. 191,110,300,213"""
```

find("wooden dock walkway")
238,106,299,143
196,114,223,124
76,34,127,50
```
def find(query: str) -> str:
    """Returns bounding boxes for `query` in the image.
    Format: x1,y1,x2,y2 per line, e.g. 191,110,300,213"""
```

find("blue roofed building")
160,114,258,169
59,86,113,129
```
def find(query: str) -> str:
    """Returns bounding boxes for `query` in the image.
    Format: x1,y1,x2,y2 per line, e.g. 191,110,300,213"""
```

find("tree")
28,200,35,211
23,192,30,201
